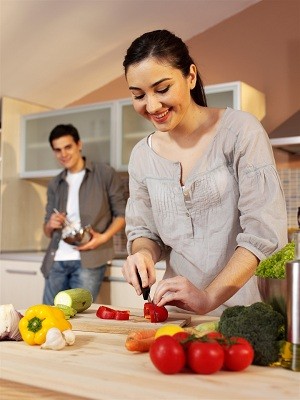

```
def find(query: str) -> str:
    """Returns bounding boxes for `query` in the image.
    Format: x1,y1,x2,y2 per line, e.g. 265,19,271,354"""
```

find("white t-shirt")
54,169,85,261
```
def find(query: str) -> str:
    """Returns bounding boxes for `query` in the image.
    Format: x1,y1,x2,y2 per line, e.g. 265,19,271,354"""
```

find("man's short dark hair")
49,124,80,148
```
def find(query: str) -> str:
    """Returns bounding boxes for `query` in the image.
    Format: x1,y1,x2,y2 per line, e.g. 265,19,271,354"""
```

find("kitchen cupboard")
20,102,115,178
19,81,266,176
0,259,44,309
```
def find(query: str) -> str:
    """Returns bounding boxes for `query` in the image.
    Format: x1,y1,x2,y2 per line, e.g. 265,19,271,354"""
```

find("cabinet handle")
5,269,37,276
103,276,125,283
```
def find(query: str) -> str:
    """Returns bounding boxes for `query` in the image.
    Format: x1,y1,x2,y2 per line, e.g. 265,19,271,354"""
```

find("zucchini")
55,304,77,319
54,288,93,313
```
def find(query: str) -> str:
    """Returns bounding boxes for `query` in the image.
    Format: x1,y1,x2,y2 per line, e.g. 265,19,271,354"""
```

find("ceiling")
1,0,261,109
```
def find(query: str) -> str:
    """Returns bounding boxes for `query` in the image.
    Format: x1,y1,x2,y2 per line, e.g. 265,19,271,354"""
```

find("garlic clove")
62,329,76,345
41,327,66,350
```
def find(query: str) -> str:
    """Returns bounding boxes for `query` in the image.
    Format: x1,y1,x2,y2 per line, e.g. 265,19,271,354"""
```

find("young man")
41,124,126,304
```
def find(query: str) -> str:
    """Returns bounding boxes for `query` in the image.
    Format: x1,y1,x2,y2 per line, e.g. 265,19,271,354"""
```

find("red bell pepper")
96,306,130,320
144,303,168,323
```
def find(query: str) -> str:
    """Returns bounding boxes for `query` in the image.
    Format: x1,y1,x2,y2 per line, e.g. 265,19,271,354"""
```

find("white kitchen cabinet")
115,81,266,171
205,81,266,121
20,102,115,178
96,260,165,308
0,259,44,309
19,81,265,177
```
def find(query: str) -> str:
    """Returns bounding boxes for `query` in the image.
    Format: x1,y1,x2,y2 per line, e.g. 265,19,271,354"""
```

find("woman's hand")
122,251,156,296
154,276,211,315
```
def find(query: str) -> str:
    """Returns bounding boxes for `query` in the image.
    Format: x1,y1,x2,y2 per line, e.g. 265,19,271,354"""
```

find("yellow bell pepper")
19,304,72,345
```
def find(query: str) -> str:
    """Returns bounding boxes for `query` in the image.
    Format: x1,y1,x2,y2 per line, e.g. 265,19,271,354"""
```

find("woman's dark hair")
49,124,80,148
123,29,207,107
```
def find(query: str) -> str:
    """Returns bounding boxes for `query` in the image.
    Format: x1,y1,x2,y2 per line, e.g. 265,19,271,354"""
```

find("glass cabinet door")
116,99,153,171
20,103,114,178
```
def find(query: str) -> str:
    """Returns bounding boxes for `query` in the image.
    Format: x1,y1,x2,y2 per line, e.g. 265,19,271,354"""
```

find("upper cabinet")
20,81,266,177
20,102,115,178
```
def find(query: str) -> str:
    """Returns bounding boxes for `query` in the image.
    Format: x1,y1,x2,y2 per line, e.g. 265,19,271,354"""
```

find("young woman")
121,30,287,316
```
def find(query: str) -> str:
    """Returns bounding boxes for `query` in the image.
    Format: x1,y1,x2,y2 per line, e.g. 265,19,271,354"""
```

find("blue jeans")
43,260,107,305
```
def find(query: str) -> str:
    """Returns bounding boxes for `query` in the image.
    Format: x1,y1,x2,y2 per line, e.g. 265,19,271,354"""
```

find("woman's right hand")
122,251,156,296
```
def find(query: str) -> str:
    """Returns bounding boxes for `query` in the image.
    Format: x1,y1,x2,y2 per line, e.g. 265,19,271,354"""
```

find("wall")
70,0,300,169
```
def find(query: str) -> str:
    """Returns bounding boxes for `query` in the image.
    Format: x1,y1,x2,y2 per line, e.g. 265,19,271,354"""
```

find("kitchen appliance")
269,110,300,155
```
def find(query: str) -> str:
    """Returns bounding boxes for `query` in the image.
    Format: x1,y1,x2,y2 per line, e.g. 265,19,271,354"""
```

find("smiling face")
51,135,84,173
126,57,197,133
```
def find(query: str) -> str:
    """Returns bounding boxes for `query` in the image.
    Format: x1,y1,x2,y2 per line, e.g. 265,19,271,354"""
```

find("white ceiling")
1,0,260,109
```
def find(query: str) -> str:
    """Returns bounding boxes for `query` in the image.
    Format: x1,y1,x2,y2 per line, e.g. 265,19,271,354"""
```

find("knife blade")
137,271,152,302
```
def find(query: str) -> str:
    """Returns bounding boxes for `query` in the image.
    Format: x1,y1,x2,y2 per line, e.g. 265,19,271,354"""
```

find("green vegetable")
54,304,77,319
195,321,219,335
54,288,93,313
255,242,295,279
218,302,285,366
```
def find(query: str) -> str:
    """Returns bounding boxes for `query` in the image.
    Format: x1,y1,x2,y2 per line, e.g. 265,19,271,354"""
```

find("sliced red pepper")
96,306,116,319
144,303,168,323
115,310,130,320
96,306,130,320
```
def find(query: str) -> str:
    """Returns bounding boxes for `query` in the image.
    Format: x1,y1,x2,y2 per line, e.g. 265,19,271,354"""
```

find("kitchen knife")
137,271,151,302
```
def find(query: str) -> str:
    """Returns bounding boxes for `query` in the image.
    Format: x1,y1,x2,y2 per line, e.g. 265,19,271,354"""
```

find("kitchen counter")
0,305,299,400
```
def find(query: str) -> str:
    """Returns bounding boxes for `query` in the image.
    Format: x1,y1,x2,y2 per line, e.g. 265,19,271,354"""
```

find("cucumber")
54,288,93,313
55,304,77,319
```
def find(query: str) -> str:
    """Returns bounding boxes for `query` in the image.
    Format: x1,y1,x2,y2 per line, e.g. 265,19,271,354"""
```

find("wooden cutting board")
70,304,191,334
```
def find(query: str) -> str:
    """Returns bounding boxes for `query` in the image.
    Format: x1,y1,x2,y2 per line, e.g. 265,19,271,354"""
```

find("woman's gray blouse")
125,108,288,316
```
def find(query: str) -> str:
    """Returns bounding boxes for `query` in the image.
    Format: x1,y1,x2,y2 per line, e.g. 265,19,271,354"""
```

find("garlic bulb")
41,327,66,350
0,304,23,341
62,329,76,345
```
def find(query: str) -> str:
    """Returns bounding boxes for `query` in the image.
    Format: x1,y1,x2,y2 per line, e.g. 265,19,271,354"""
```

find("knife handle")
137,271,151,301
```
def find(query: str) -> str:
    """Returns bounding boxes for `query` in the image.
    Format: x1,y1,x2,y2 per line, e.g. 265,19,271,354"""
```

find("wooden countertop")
1,306,299,400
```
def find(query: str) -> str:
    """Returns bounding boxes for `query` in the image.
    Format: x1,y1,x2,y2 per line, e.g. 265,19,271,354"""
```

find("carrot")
125,329,157,352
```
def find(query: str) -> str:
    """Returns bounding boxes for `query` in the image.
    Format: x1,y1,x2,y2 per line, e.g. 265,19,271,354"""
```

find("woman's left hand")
154,276,211,315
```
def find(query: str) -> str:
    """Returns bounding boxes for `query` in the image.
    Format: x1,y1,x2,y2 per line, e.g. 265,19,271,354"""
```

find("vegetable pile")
125,324,254,375
255,242,295,279
218,302,285,366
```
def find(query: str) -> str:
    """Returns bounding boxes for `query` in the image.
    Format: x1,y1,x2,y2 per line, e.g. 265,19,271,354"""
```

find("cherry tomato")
187,341,224,374
173,331,191,343
223,337,254,371
204,332,225,341
149,335,186,374
144,303,168,323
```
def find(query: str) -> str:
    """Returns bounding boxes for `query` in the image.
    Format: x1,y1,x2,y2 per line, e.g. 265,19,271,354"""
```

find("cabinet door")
20,102,115,178
115,99,153,171
0,260,44,309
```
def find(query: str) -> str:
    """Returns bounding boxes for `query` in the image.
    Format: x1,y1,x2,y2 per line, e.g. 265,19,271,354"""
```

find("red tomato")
149,335,186,374
173,331,191,343
187,341,224,374
223,337,254,371
96,306,116,319
204,332,225,341
144,303,168,323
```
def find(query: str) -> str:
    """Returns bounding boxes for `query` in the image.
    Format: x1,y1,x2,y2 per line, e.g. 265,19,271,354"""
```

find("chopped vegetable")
54,304,77,319
19,304,71,345
255,242,295,279
0,304,23,341
218,302,285,366
125,329,157,352
194,321,219,336
54,288,93,313
144,303,168,323
96,305,130,320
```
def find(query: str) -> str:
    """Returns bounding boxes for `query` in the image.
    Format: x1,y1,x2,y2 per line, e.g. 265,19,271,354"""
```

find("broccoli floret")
219,302,285,366
255,242,295,279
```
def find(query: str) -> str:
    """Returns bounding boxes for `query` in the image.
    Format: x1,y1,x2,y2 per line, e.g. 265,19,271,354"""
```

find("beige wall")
70,0,300,168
